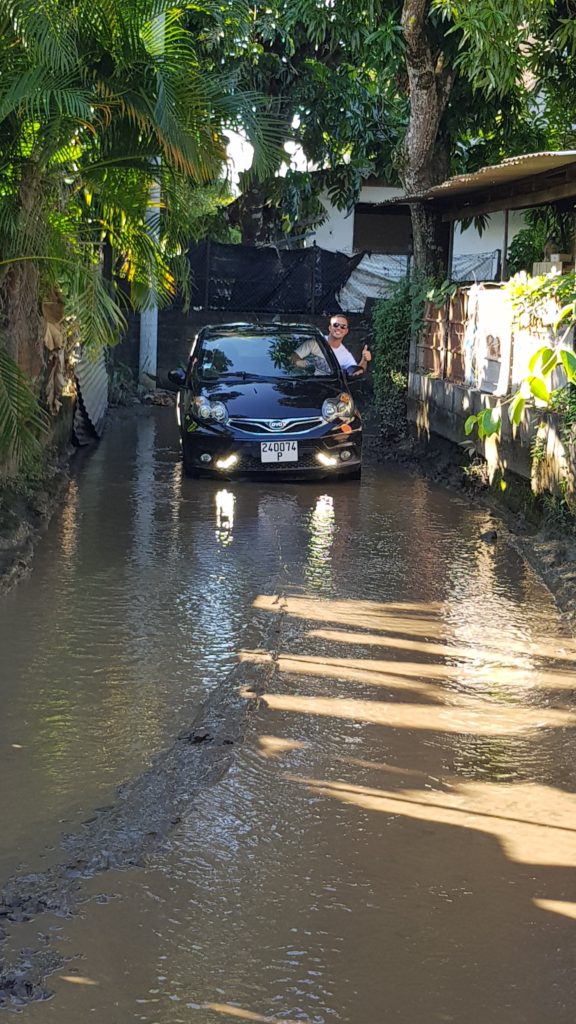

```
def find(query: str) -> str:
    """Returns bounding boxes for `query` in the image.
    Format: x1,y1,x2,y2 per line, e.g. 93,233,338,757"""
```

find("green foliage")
0,344,49,469
427,279,458,308
507,208,575,276
372,277,427,439
507,222,549,276
0,0,283,470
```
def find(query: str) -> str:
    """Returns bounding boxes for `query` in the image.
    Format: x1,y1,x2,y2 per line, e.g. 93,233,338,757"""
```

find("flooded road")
1,406,575,1022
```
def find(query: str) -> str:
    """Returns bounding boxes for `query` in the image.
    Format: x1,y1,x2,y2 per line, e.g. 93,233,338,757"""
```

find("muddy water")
1,407,576,1022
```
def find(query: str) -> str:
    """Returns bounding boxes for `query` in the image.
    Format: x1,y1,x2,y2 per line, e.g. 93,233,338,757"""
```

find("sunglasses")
331,322,347,329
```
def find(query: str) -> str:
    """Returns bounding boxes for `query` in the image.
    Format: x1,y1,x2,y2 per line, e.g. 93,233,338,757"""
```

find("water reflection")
132,412,156,568
59,478,79,567
305,494,336,592
2,413,576,1024
215,489,236,546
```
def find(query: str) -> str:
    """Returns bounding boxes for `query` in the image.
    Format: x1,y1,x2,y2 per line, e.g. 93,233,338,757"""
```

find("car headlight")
210,401,229,424
194,397,212,419
193,397,228,423
322,393,354,422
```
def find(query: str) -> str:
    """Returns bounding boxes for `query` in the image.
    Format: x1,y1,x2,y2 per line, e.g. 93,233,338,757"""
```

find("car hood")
200,378,348,418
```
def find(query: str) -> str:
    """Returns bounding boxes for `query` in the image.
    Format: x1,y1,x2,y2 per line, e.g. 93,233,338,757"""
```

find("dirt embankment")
0,449,75,597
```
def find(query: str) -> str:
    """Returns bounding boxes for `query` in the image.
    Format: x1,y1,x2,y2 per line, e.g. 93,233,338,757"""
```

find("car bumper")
181,425,362,478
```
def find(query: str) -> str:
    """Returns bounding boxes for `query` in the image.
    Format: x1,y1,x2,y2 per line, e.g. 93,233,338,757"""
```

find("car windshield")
197,333,336,381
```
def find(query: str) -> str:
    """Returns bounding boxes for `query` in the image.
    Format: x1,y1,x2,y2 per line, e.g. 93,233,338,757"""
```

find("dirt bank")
0,449,74,597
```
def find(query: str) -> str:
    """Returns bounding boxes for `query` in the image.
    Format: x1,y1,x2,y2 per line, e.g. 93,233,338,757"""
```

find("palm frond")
0,341,49,468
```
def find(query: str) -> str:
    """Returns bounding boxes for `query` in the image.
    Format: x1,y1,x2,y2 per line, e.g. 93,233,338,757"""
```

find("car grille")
228,416,324,434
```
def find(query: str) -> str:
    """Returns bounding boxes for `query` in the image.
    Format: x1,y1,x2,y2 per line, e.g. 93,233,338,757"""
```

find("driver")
293,315,372,376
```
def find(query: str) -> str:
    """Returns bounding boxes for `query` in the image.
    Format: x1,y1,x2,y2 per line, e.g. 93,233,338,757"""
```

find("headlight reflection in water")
305,494,336,591
215,489,236,546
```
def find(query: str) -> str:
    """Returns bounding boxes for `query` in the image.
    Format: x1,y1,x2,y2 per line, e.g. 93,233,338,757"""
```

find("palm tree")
0,0,279,468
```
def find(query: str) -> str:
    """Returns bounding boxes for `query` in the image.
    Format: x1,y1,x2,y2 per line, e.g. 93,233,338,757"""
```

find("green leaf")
528,346,550,373
560,348,576,383
482,407,501,436
508,394,525,426
529,376,551,403
464,414,477,436
555,303,576,330
541,349,558,378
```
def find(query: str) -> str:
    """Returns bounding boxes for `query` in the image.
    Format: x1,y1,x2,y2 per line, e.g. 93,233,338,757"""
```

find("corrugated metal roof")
378,151,576,204
427,151,576,199
75,347,108,439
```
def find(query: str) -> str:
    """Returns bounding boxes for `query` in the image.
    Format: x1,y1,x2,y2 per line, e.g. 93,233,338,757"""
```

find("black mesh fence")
188,241,365,314
185,240,502,314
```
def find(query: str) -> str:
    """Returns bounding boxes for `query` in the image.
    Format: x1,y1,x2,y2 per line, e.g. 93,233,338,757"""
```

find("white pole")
139,11,165,390
139,175,160,389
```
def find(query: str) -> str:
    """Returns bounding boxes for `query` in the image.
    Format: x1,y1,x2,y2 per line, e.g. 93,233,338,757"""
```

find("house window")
353,204,412,254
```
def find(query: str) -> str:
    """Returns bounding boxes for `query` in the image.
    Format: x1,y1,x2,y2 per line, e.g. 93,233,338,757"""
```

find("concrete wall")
407,369,575,500
113,309,372,388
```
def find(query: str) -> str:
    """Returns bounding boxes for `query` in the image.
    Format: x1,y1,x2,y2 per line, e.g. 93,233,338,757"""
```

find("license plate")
260,440,298,463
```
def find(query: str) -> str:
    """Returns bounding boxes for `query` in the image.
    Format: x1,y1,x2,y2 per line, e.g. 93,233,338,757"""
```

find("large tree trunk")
235,176,283,246
0,166,44,378
1,264,44,379
400,0,453,279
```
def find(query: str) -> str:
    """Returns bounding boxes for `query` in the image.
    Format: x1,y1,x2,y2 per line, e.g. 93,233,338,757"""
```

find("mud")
0,948,66,1009
0,600,286,1006
0,449,74,598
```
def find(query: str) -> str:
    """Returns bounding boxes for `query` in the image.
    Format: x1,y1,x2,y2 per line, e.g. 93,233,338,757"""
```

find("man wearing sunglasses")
293,314,372,377
325,315,372,377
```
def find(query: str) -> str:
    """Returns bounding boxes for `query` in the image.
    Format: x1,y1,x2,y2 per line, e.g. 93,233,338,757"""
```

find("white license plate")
260,440,298,463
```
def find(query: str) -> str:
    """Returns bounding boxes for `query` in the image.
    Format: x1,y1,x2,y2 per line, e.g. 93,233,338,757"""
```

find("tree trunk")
235,177,282,246
400,0,453,279
0,166,45,379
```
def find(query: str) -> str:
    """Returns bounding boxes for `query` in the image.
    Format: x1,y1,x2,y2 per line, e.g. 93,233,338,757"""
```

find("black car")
168,322,362,479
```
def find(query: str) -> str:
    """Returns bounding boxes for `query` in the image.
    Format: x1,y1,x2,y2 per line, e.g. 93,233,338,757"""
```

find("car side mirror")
168,368,186,388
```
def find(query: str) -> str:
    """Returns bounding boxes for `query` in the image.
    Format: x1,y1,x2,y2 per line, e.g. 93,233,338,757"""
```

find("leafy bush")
371,278,427,439
506,222,549,276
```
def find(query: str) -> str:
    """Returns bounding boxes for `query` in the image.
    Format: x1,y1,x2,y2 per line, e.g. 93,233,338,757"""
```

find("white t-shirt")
327,340,357,370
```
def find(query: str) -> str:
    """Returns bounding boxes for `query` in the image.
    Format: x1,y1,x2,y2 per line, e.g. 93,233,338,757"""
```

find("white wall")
453,211,525,257
312,197,354,252
311,187,526,258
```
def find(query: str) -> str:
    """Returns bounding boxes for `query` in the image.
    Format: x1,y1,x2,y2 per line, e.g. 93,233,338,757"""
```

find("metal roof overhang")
378,151,576,221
